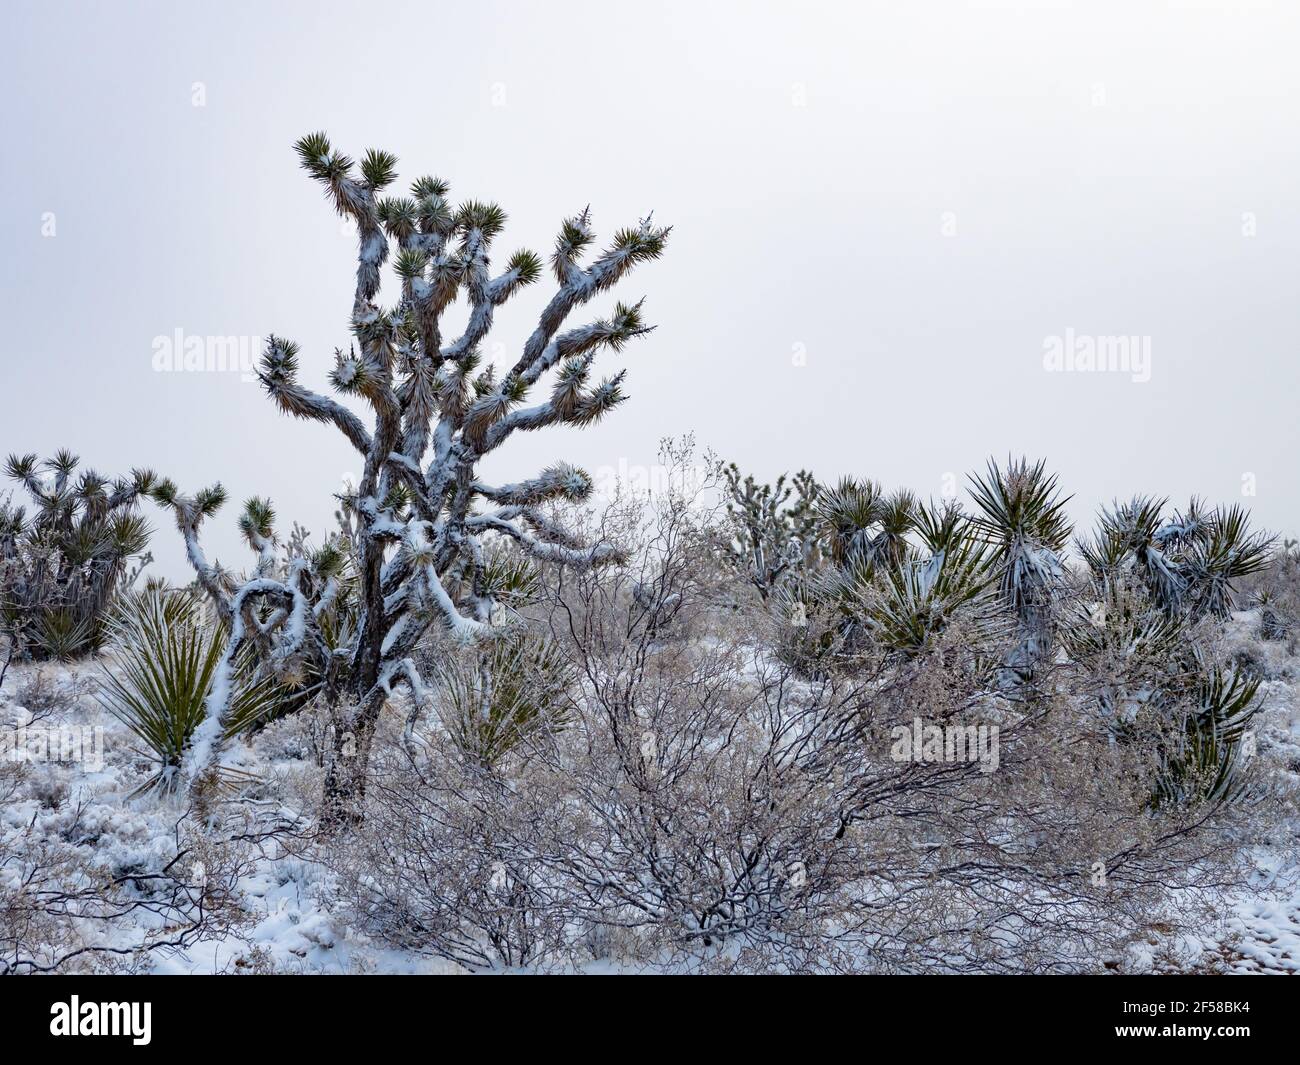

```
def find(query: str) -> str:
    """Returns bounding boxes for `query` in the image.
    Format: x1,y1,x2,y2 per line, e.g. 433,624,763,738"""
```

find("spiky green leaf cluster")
239,496,276,546
507,249,543,286
97,588,281,796
433,633,574,768
360,148,399,189
457,200,507,240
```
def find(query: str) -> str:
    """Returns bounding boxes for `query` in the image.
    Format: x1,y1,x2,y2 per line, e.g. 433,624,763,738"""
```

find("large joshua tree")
159,132,669,822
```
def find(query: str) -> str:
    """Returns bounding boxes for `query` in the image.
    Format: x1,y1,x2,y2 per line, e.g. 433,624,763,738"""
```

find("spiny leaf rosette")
158,133,669,821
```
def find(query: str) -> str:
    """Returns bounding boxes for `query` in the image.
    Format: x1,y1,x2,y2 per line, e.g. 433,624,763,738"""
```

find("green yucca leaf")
477,552,540,607
456,200,507,240
310,538,349,580
261,335,301,382
49,449,80,477
552,210,595,279
34,606,95,660
59,521,109,565
4,452,39,483
294,131,332,167
570,372,626,426
967,456,1072,553
294,132,352,183
381,482,411,514
378,196,420,238
815,478,884,565
149,478,179,507
416,194,455,232
360,148,399,189
105,512,152,557
128,468,159,495
393,247,428,280
1151,662,1261,810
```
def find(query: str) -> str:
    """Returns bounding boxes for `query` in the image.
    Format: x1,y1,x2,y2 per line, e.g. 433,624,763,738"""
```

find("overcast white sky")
2,0,1297,579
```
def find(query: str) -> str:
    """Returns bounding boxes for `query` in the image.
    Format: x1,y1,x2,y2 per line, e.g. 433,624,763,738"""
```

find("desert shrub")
331,725,571,971
1,669,91,724
0,806,277,973
96,587,280,796
327,463,1257,973
0,452,154,661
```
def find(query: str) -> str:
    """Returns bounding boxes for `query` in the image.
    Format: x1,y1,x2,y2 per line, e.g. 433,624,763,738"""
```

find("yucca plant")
155,131,666,823
473,548,541,617
854,523,1000,657
1079,496,1271,621
1241,538,1299,642
967,457,1072,678
433,634,575,768
1183,505,1273,619
768,569,844,675
813,478,919,569
1,452,155,660
31,606,94,661
1068,569,1259,804
1079,496,1184,610
97,587,280,796
1061,575,1190,721
1149,660,1261,809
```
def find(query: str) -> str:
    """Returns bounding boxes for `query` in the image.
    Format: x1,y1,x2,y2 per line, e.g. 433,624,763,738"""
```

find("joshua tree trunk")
321,700,381,827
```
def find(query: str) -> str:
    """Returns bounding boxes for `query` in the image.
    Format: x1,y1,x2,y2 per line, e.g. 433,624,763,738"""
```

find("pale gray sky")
2,0,1297,579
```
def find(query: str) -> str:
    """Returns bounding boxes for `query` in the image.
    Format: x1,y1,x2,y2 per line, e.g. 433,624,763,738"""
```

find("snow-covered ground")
2,611,1297,974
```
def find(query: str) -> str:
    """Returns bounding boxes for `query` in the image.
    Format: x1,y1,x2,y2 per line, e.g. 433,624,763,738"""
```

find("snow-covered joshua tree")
159,132,669,822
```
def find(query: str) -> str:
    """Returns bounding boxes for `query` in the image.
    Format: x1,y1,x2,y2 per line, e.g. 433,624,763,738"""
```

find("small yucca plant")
967,456,1072,615
31,605,94,660
1150,661,1261,810
967,457,1072,679
434,634,575,768
97,586,280,796
854,526,1000,657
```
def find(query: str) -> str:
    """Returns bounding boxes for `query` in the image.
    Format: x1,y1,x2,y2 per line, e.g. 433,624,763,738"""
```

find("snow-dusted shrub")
155,132,669,823
327,465,1256,972
332,725,571,971
2,668,89,723
96,587,279,796
0,789,275,973
0,452,153,661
